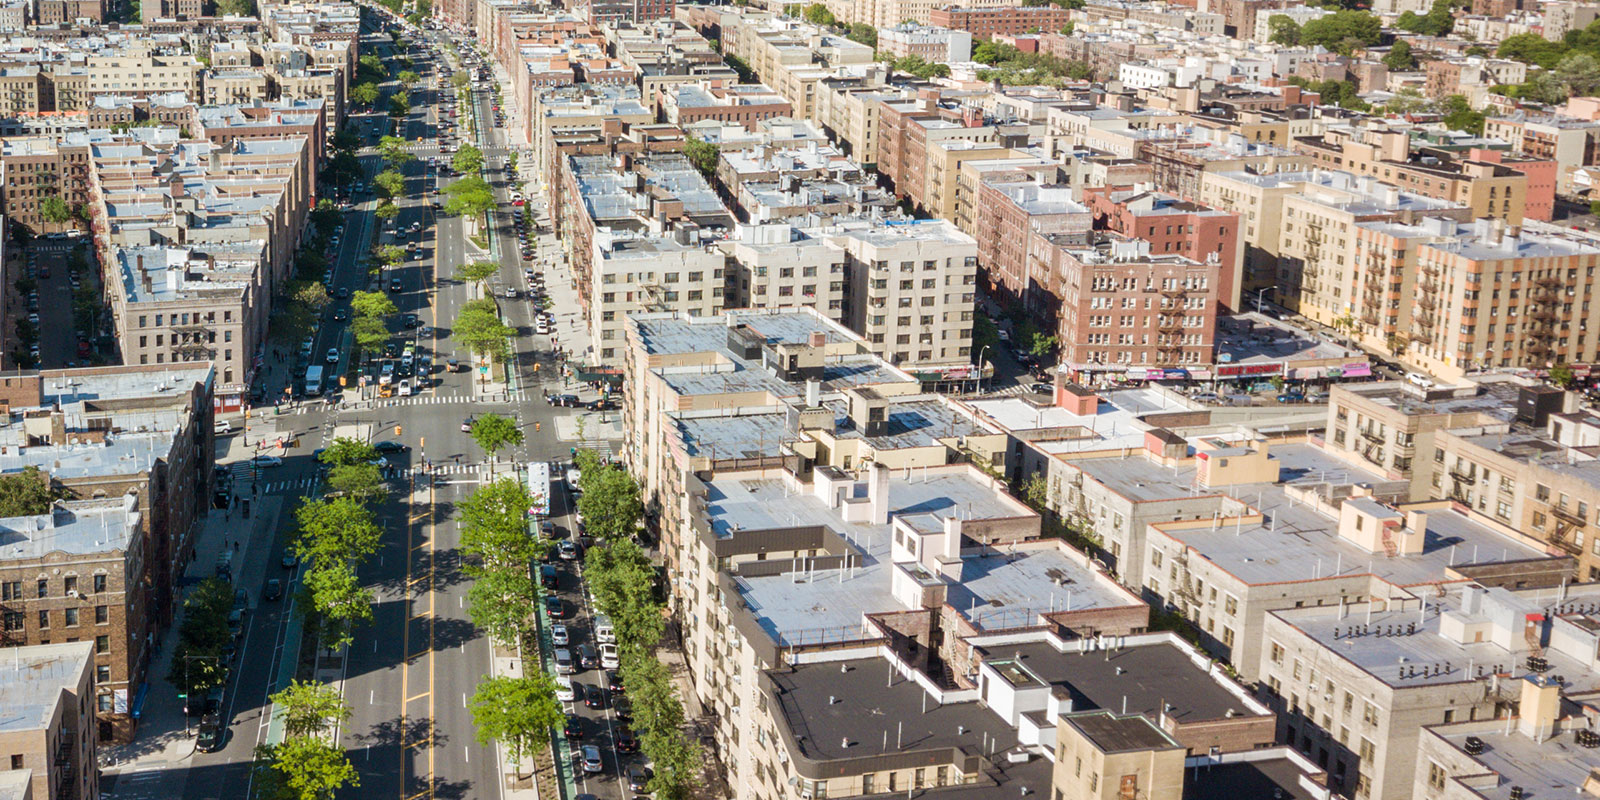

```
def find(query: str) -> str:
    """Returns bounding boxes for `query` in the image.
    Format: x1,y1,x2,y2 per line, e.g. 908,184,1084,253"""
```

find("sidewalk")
100,480,289,777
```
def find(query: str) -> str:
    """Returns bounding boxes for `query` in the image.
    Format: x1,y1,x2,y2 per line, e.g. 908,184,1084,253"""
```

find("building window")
95,606,108,624
96,664,110,683
63,576,77,595
93,575,106,593
95,635,109,654
64,608,79,627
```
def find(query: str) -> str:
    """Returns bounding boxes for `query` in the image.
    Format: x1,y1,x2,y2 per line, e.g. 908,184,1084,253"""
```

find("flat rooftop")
1184,757,1326,800
767,656,1020,762
964,388,1178,455
1216,313,1362,365
991,640,1248,722
1063,712,1179,752
1338,379,1523,419
1435,727,1599,800
1454,429,1600,493
0,497,141,560
633,309,854,357
0,642,92,735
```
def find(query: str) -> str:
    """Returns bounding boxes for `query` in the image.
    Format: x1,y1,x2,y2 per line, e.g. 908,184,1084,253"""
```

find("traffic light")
420,437,426,449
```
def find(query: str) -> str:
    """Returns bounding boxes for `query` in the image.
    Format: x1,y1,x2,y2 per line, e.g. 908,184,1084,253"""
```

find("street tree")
166,578,234,696
376,245,408,269
317,437,379,468
327,463,387,505
0,466,59,516
351,316,388,353
388,91,411,118
271,680,350,739
310,199,341,235
468,413,523,460
374,169,406,199
351,82,380,106
263,735,359,800
576,457,643,542
453,302,511,361
294,281,331,311
397,69,421,87
683,137,719,179
377,136,415,166
351,290,398,319
584,539,661,658
459,478,540,573
454,260,498,292
465,568,539,647
801,2,835,25
1298,10,1381,54
374,200,400,220
303,560,374,651
293,496,382,570
443,175,494,219
451,142,484,174
469,675,565,766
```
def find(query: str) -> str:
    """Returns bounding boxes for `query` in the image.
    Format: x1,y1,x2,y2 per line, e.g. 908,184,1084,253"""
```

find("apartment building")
0,136,90,235
820,0,1023,27
1048,234,1221,371
192,99,328,164
0,643,97,800
0,497,145,743
109,244,266,397
658,81,792,131
528,85,653,200
973,179,1091,318
86,48,201,100
1197,169,1469,315
201,70,270,106
85,94,197,129
1259,582,1600,800
927,5,1075,37
877,101,1030,218
1291,127,1530,225
1423,57,1527,102
1132,128,1311,203
718,224,849,325
876,23,972,63
835,218,977,375
585,0,675,27
1082,186,1242,312
36,0,103,23
1482,111,1600,198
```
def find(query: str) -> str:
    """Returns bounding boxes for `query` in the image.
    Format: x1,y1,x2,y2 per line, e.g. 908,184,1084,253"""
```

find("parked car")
264,579,283,601
1276,391,1305,404
581,745,603,773
628,765,653,792
550,623,569,646
196,714,226,752
544,595,566,618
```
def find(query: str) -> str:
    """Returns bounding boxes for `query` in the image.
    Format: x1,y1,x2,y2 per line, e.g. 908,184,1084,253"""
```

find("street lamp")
180,654,219,734
975,345,990,395
1254,285,1278,315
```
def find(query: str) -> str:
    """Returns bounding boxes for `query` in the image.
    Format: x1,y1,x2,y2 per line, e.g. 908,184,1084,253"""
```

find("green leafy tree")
1299,10,1381,54
327,463,387,504
374,200,400,220
453,301,512,361
1441,94,1486,135
357,54,388,83
576,453,644,542
351,82,381,106
1266,14,1301,45
451,72,469,90
39,196,72,225
1498,33,1569,69
374,169,406,199
451,142,484,174
388,91,411,118
376,244,408,269
459,478,541,573
294,281,331,312
1551,362,1577,388
468,413,523,460
1552,52,1600,99
310,199,342,235
455,260,498,292
0,466,59,516
397,69,421,87
302,560,373,651
443,175,495,218
166,578,233,697
214,0,253,14
845,23,876,47
1383,39,1416,70
378,136,415,166
351,290,398,319
292,496,382,571
801,2,835,25
317,437,379,468
271,680,350,739
264,735,359,800
683,136,720,179
465,569,539,647
469,675,566,766
351,315,389,352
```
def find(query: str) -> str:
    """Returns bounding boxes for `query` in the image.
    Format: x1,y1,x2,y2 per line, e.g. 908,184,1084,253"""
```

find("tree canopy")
468,413,523,460
575,450,644,542
1395,0,1455,37
443,175,495,218
469,675,565,766
451,142,484,174
683,137,719,179
1298,10,1382,55
0,466,59,516
1266,14,1300,46
1382,40,1417,71
453,299,513,361
801,2,835,25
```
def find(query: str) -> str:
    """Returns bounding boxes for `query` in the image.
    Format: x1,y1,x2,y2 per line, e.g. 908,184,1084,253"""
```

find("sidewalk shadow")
102,723,193,767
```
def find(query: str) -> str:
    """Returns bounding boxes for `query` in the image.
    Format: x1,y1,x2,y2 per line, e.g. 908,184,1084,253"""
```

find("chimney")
49,411,65,446
1517,674,1560,742
809,331,826,348
867,461,890,525
805,378,820,407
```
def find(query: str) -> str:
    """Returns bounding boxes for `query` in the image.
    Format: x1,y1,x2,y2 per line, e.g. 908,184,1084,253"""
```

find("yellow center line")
405,692,432,703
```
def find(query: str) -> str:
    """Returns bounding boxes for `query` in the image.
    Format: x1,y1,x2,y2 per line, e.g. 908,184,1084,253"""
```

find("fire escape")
1379,519,1399,558
1357,422,1385,469
0,596,21,648
1300,221,1323,303
1155,285,1187,366
1547,503,1585,555
1447,461,1477,506
1172,548,1199,617
1412,261,1441,345
1525,272,1567,365
171,321,215,364
54,737,75,800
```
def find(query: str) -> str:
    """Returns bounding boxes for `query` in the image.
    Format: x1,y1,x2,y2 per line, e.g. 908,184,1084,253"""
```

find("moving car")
550,623,569,646
627,764,652,793
564,715,584,740
581,745,603,774
250,455,284,468
583,684,605,709
263,579,283,601
544,595,565,618
614,724,638,753
374,441,410,453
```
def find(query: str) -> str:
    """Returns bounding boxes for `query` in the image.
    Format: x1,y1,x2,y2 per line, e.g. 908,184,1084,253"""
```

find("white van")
555,674,575,702
595,614,615,645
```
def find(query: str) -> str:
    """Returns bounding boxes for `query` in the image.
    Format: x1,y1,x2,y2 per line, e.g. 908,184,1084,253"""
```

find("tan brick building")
0,642,97,800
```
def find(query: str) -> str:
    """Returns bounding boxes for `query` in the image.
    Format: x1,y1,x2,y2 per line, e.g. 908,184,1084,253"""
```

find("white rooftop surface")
716,473,1123,644
0,770,28,800
0,642,92,735
1438,727,1600,800
965,388,1183,454
0,497,140,560
1282,589,1600,691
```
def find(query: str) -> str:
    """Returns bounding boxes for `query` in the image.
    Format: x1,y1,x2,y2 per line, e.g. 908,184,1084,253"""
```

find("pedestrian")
233,541,239,552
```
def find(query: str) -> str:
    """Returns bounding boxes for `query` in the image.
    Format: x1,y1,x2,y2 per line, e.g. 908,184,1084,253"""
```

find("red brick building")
974,179,1091,320
1082,185,1243,312
928,5,1076,36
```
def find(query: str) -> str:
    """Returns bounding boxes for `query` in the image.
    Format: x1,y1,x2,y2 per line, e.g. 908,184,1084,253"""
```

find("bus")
525,461,550,518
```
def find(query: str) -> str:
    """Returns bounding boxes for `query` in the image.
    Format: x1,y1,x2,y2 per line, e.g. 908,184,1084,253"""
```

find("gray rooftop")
0,770,28,800
1184,757,1326,800
1340,379,1523,419
1436,726,1599,800
991,639,1250,722
0,642,93,735
0,496,141,561
1216,313,1363,365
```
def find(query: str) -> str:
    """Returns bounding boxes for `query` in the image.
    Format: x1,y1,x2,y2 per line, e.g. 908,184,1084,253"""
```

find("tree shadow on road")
354,714,450,751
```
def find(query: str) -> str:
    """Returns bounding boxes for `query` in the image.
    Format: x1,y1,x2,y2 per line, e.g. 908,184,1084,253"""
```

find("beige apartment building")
202,70,271,106
819,0,1023,28
0,643,97,800
1292,127,1528,225
719,224,849,326
836,218,977,375
87,50,201,100
0,496,145,744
